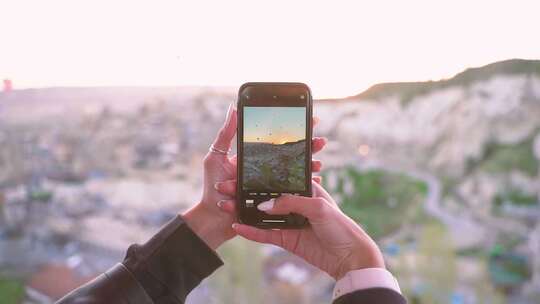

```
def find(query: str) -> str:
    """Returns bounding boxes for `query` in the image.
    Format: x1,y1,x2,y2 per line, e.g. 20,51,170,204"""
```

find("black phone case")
236,82,313,229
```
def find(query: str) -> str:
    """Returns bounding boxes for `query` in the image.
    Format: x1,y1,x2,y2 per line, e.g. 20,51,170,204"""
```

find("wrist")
182,204,228,250
336,240,385,281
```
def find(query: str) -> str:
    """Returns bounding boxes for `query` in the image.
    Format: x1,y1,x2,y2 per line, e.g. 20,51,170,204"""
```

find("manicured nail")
217,200,224,208
214,182,220,190
232,223,238,229
226,102,233,116
224,102,235,127
257,199,275,211
230,100,237,111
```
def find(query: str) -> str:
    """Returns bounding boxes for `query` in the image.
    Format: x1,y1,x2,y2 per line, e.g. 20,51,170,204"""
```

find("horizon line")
244,139,305,144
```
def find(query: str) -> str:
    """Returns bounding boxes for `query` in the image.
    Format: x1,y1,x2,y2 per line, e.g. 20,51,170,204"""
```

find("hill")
346,59,540,104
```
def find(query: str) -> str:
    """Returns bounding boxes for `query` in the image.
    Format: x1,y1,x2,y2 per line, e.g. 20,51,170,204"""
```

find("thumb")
257,194,328,222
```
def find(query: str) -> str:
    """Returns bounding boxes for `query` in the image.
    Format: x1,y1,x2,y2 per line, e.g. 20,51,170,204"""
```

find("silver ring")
209,145,231,155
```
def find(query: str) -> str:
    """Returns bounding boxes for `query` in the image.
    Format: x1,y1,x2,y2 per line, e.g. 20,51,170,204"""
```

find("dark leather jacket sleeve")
57,215,223,304
56,214,406,304
334,288,407,304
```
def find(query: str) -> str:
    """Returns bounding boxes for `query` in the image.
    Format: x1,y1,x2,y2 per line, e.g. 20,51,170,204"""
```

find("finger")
229,155,237,167
312,137,327,154
211,102,237,151
214,180,236,196
217,199,236,213
311,160,322,172
257,194,329,221
312,176,322,184
312,116,320,127
233,223,284,247
312,181,336,206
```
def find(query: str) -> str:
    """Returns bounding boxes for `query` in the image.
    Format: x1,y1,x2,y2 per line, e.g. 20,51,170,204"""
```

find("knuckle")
314,198,326,208
224,181,235,191
272,198,285,211
273,197,291,213
310,198,328,219
203,156,212,166
217,127,228,140
281,195,296,206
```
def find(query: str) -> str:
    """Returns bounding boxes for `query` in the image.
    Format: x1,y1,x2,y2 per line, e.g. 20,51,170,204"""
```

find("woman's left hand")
183,102,327,250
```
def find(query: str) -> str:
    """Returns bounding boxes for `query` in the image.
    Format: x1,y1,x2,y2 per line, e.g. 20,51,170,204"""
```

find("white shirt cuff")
332,268,401,300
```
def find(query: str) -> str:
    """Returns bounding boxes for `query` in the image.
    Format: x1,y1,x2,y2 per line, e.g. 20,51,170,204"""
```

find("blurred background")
1,1,540,303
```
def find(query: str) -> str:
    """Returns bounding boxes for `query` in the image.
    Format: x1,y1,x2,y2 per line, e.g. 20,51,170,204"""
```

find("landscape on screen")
242,106,306,192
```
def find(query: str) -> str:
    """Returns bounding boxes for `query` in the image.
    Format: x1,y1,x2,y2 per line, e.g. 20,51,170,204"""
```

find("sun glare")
278,139,290,145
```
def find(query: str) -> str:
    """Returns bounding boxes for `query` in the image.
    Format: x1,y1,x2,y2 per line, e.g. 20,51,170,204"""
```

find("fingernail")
224,103,233,125
230,100,237,111
257,199,275,211
217,200,224,208
214,182,220,190
232,223,238,229
225,101,237,126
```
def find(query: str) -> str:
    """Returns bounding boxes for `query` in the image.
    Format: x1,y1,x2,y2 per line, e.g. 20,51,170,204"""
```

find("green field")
0,277,24,304
322,167,428,239
494,187,538,208
467,136,539,178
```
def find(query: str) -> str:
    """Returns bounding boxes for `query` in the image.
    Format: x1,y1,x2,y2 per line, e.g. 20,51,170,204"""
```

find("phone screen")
237,83,312,228
242,106,307,192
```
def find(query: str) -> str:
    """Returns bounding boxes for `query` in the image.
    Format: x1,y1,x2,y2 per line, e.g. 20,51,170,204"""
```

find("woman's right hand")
218,181,385,281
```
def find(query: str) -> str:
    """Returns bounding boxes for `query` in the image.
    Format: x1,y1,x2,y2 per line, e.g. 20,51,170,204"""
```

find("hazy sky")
1,0,539,98
244,107,306,144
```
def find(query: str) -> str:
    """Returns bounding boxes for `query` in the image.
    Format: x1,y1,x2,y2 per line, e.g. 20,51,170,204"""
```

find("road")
352,161,487,248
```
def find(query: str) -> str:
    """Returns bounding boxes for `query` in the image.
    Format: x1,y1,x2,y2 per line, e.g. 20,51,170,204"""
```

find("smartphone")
237,82,313,228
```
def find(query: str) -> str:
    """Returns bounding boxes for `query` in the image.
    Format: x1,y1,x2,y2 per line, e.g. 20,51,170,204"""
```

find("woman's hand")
182,103,239,250
218,181,385,280
183,103,327,250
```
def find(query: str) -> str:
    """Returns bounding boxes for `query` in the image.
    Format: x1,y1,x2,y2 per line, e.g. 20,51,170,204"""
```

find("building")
3,79,12,93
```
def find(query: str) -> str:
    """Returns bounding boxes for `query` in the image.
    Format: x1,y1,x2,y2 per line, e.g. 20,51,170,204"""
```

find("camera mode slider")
248,192,299,196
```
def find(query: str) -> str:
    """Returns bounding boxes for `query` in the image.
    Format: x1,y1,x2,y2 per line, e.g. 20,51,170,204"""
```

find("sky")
1,0,539,98
243,107,306,144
